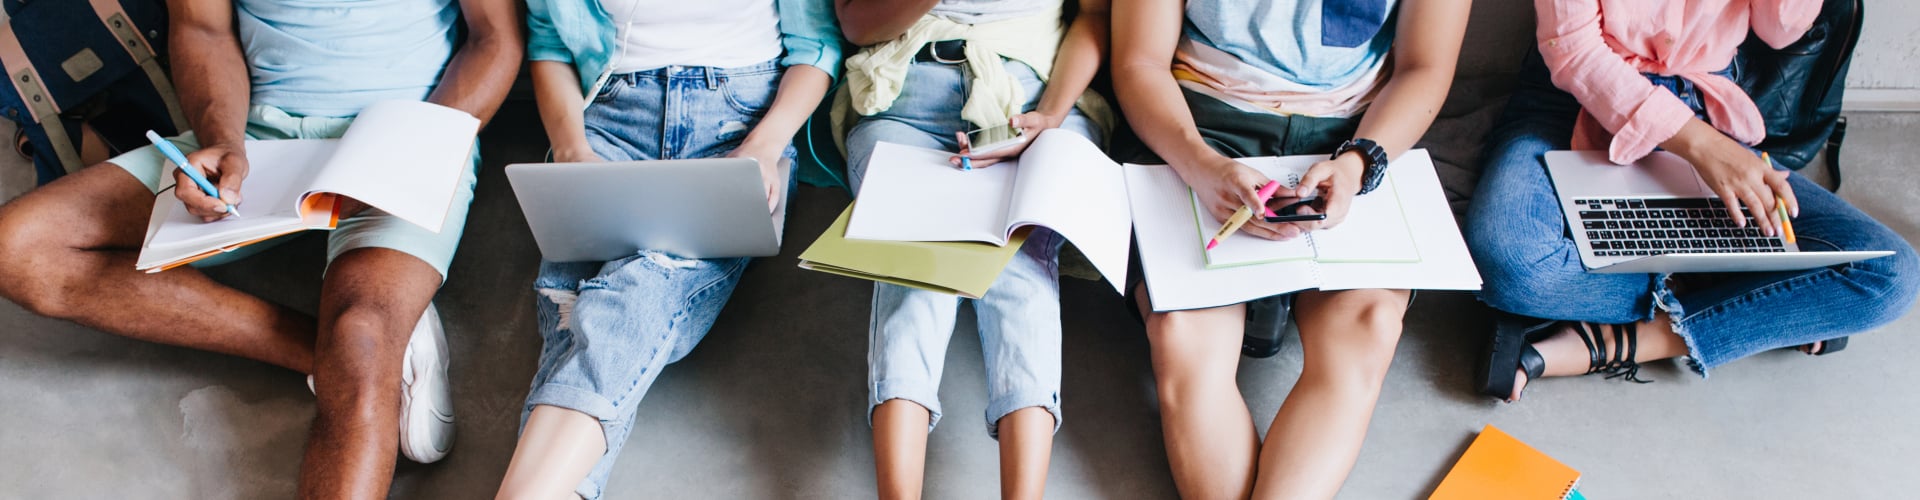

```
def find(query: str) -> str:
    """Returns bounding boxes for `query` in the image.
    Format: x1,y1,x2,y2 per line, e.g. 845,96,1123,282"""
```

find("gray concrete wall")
1847,0,1920,108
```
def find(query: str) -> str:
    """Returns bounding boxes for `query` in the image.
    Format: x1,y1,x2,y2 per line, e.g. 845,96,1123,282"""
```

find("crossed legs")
1139,285,1409,500
0,164,439,499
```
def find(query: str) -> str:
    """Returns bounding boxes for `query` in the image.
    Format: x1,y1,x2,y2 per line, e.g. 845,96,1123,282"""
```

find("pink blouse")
1536,0,1820,164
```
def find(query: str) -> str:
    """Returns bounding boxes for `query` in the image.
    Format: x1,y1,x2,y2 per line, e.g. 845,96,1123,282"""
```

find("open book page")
1127,163,1322,312
144,139,339,251
304,100,479,234
1001,130,1132,292
1192,157,1316,268
1315,150,1481,291
844,141,1017,244
1304,169,1420,263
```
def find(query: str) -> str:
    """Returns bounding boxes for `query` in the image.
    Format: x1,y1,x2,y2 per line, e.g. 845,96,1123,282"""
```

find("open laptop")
1543,150,1890,274
505,158,790,262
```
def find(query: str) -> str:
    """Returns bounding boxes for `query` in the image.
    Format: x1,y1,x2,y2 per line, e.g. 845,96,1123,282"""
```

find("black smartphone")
1264,197,1328,223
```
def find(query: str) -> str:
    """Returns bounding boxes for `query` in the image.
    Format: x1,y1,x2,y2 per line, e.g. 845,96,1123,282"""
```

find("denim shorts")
846,59,1105,438
108,104,481,278
518,60,794,500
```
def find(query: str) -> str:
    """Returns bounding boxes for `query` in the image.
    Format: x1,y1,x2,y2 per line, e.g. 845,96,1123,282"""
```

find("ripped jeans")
519,60,793,500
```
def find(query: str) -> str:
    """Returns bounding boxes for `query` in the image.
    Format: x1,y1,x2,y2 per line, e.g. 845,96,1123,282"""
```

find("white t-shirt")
600,0,784,73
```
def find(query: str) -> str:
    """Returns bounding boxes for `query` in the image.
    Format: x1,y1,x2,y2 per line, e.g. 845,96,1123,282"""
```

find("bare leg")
1137,284,1257,500
1509,315,1686,399
872,399,931,500
996,407,1055,500
1250,289,1409,500
0,164,315,372
297,248,440,499
496,405,605,500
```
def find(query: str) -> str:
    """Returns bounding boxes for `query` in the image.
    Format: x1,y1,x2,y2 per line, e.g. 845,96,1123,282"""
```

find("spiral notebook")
1429,425,1581,500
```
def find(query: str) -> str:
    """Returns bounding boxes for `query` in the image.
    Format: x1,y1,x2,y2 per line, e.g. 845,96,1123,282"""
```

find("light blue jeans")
520,61,793,500
1466,52,1920,376
847,59,1103,437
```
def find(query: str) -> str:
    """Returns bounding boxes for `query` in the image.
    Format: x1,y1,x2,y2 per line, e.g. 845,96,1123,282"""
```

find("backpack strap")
0,12,85,173
87,0,187,132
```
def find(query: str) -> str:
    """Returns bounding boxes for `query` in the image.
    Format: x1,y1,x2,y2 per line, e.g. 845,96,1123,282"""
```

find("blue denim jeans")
847,59,1103,437
520,61,794,500
1466,52,1920,375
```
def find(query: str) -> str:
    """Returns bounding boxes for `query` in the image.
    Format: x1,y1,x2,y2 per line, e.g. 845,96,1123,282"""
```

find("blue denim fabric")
1466,52,1920,376
846,59,1103,437
520,60,794,500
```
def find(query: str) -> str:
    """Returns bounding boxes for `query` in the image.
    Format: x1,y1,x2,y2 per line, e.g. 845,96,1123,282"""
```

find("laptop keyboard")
1574,197,1787,257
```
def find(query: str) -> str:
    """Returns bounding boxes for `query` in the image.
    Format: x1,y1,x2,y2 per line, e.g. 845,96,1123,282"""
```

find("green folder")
798,203,1027,299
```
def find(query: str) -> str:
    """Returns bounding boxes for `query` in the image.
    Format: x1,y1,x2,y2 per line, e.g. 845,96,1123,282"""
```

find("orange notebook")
1429,425,1581,500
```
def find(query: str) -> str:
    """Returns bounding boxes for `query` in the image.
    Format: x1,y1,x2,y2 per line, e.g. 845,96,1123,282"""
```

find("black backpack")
1735,0,1862,190
0,0,185,185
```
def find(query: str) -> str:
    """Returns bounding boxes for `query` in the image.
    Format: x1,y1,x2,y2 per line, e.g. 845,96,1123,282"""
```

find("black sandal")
1477,317,1652,402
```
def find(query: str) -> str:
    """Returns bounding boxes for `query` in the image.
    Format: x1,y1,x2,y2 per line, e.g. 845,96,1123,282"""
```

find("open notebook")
1430,425,1582,500
843,129,1130,292
135,100,479,272
1125,149,1482,312
800,204,1028,299
1193,156,1419,268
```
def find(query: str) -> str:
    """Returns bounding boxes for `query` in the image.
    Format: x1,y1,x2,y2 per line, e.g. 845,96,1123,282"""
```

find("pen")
1207,180,1283,251
956,129,975,171
1762,152,1793,243
146,130,238,217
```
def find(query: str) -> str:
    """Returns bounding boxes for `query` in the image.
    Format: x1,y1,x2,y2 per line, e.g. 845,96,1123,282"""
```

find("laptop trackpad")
1618,153,1710,196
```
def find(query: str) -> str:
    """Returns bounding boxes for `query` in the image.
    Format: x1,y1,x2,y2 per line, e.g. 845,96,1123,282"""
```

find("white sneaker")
399,303,455,463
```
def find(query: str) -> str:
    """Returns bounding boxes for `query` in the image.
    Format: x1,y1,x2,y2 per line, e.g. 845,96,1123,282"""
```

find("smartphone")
1264,197,1329,223
962,123,1026,155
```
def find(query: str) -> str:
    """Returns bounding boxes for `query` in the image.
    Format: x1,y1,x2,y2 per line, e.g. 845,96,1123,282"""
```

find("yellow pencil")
1762,153,1795,244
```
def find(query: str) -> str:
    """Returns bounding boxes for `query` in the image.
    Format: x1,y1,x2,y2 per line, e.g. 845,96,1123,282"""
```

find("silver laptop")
1543,150,1890,274
506,158,790,262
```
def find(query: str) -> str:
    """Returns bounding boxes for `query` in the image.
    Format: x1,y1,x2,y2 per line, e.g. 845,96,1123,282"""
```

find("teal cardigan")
526,0,845,96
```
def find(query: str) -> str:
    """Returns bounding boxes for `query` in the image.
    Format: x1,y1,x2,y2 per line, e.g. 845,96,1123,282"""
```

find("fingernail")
215,204,229,214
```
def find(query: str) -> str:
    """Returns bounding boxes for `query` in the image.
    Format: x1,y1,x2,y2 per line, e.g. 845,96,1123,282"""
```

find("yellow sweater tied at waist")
833,8,1115,153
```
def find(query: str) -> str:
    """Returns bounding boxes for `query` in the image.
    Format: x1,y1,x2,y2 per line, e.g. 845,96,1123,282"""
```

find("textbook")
843,129,1130,293
1124,149,1482,312
135,100,479,272
1192,156,1420,268
1430,425,1582,500
799,204,1028,299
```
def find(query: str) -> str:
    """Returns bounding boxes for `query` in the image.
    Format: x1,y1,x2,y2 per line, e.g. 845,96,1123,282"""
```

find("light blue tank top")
237,0,458,117
1182,0,1397,90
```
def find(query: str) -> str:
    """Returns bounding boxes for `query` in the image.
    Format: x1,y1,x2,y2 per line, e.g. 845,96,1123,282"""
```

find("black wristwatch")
1332,138,1389,195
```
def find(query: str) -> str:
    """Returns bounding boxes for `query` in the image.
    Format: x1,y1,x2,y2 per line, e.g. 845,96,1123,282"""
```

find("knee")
1145,312,1237,403
1305,294,1404,389
1849,238,1920,329
0,209,73,317
316,306,410,400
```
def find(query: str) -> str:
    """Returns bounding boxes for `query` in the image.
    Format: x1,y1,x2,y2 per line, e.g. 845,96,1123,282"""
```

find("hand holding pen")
149,130,246,222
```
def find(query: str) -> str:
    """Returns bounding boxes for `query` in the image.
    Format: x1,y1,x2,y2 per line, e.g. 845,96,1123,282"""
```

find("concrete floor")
1,102,1917,498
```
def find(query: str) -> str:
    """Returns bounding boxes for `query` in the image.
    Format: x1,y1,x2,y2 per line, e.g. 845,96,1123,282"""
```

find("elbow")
842,28,895,47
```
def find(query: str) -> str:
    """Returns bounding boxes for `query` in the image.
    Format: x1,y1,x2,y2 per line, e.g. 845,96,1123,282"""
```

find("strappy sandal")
1796,336,1849,356
1477,317,1651,402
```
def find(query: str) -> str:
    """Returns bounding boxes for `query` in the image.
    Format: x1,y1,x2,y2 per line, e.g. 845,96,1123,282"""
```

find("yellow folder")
798,203,1027,299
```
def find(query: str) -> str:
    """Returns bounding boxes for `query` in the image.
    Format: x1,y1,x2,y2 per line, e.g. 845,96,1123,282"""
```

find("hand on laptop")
1664,120,1797,237
726,144,783,214
174,143,249,222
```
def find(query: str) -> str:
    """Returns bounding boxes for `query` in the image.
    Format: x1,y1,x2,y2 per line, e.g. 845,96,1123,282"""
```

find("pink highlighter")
1206,180,1284,251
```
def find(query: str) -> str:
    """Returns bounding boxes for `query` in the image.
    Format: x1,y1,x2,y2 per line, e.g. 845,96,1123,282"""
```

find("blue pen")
145,130,238,217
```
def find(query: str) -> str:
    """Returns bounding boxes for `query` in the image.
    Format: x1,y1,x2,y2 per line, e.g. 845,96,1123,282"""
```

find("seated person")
490,0,841,498
0,0,520,497
1466,0,1920,401
834,0,1112,497
1109,0,1469,497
